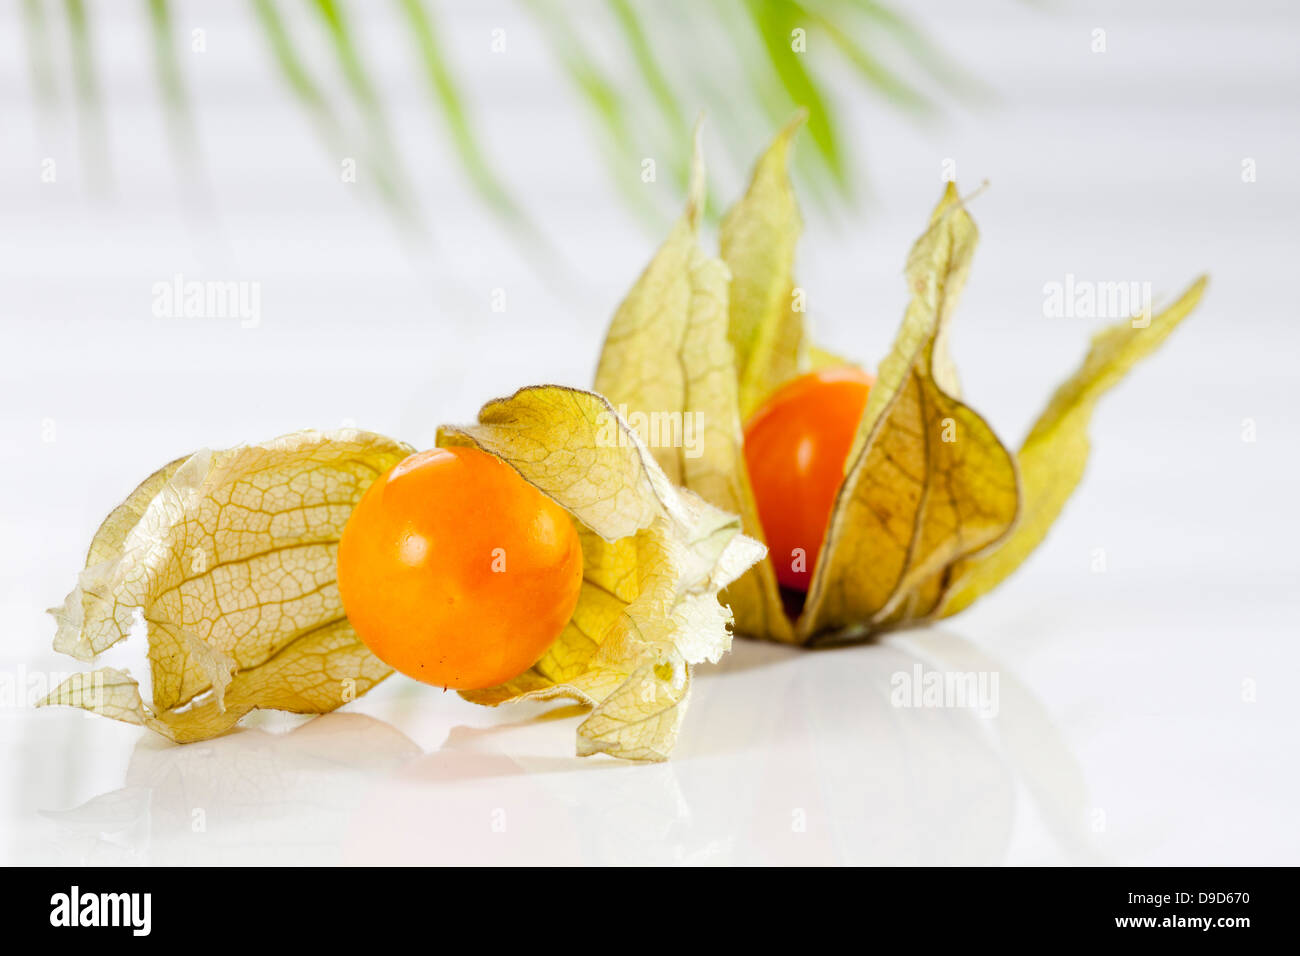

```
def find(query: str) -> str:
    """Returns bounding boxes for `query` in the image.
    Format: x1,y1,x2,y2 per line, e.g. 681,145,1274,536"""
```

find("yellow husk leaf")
719,111,812,419
939,276,1209,616
44,392,760,761
799,183,1020,640
595,124,795,644
40,430,412,741
593,119,1207,645
437,385,765,761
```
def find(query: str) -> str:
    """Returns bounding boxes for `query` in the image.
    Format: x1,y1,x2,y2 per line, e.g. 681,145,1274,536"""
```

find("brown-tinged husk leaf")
595,119,1206,645
798,183,1020,641
938,276,1208,617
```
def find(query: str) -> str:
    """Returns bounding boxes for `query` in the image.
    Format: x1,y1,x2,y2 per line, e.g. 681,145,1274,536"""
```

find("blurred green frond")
524,0,665,228
843,0,993,101
795,0,937,113
746,0,847,191
398,0,517,221
23,0,977,245
251,0,409,219
63,0,109,188
607,0,689,188
309,0,420,224
21,0,58,107
145,0,201,160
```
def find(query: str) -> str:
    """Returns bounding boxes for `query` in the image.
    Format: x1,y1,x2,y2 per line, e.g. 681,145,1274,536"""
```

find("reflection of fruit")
743,367,873,591
344,745,582,866
337,447,583,689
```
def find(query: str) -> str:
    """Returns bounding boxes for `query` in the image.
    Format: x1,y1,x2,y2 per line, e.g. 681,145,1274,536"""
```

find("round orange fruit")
743,366,873,591
337,446,583,689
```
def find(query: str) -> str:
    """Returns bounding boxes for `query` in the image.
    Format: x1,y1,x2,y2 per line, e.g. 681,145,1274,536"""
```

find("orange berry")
743,367,873,592
337,447,583,689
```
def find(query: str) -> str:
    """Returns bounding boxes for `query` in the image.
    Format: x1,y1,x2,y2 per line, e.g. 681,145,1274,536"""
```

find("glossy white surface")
2,1,1298,865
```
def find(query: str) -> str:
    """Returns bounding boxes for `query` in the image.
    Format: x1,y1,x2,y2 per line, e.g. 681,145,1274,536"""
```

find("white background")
2,0,1298,864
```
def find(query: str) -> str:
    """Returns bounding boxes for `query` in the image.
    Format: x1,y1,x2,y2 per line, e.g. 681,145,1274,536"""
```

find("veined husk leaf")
720,111,813,420
799,183,1020,640
43,394,760,761
40,431,412,741
594,117,1206,644
437,385,765,761
938,276,1208,616
595,124,795,644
